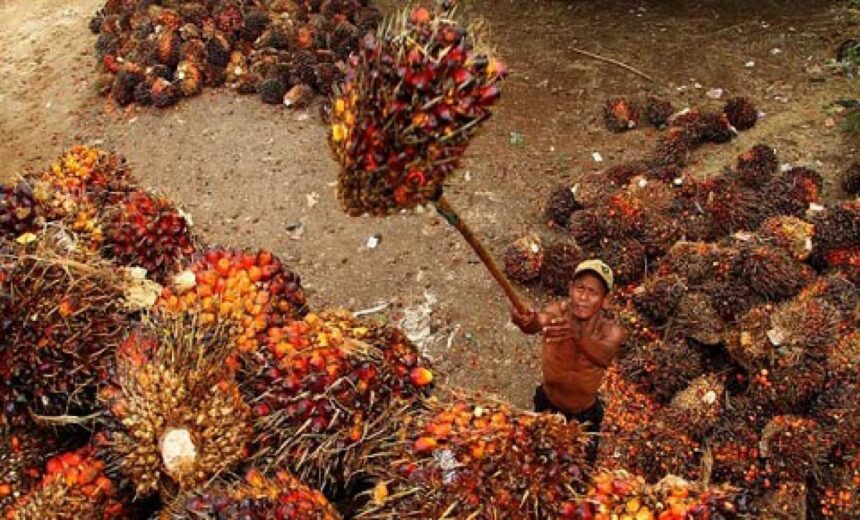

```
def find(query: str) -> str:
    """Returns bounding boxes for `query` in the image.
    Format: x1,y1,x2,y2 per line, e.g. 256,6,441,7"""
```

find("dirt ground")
1,0,857,409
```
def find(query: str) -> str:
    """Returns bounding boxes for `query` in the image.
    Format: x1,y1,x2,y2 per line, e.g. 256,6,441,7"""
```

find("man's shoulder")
599,316,627,344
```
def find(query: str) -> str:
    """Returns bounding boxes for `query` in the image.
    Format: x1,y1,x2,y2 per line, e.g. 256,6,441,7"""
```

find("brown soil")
1,0,857,408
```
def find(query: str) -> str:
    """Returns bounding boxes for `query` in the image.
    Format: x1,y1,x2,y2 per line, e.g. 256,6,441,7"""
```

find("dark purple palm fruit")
603,96,640,132
204,32,232,68
544,185,581,228
540,241,584,295
259,77,287,105
723,96,758,131
330,21,361,61
699,112,735,143
111,63,145,106
734,144,778,189
503,233,543,284
644,95,674,128
241,9,271,42
841,162,860,196
290,49,318,87
0,183,44,238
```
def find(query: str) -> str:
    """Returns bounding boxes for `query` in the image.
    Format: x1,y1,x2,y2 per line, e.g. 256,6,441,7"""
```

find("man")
511,259,626,465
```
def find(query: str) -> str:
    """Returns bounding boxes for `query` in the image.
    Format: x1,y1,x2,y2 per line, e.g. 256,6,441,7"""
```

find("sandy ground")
1,0,857,408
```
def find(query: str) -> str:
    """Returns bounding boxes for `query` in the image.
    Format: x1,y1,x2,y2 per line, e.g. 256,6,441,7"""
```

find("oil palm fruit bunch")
0,184,44,239
707,397,770,489
757,215,814,262
98,315,252,499
329,4,509,215
2,448,127,519
632,274,687,325
723,97,758,131
0,233,140,418
733,144,777,189
755,482,808,520
158,248,307,355
659,241,738,287
842,162,860,196
604,160,650,187
815,451,860,520
671,292,726,346
503,233,543,283
662,373,725,441
102,189,196,284
0,425,62,512
700,278,761,324
760,415,830,482
763,166,823,218
568,208,604,248
644,95,674,129
797,273,858,323
168,468,340,520
637,211,684,257
540,241,583,295
598,237,647,287
600,189,648,239
737,242,814,301
573,471,750,520
360,395,588,519
704,178,763,236
603,96,640,132
619,338,705,404
544,185,581,228
246,309,434,492
815,373,859,451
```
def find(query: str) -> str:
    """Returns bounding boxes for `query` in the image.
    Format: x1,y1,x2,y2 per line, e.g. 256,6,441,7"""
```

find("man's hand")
543,314,576,343
511,307,539,333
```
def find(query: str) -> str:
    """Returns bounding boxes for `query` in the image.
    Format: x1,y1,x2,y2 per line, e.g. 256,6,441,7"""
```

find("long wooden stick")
434,195,529,314
567,46,656,83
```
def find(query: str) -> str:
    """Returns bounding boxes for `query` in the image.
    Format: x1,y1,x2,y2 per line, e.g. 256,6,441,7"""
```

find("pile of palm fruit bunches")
504,91,859,517
90,0,385,108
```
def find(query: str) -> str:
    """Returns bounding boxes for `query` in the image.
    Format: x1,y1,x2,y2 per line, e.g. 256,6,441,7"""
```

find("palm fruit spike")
619,338,705,404
663,373,725,440
246,309,434,492
329,5,528,314
544,185,581,228
0,426,62,512
757,215,814,261
723,96,758,131
842,162,860,196
738,243,814,301
539,241,583,296
631,273,687,325
99,315,252,499
644,95,674,128
358,395,588,519
0,232,142,418
573,471,751,520
329,4,508,215
168,468,340,519
603,96,640,132
102,189,196,284
755,482,808,520
3,448,126,519
503,233,543,283
672,292,726,346
734,144,777,188
158,248,307,355
760,415,830,482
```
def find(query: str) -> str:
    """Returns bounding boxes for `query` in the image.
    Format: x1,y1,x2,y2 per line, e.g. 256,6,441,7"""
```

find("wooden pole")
434,195,530,315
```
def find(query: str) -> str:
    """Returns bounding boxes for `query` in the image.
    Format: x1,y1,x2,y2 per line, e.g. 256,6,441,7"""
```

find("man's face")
568,272,608,320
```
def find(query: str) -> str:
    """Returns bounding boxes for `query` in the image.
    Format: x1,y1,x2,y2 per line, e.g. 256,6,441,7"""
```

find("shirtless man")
511,259,626,465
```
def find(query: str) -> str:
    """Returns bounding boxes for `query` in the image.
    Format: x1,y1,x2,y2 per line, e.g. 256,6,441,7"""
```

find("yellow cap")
573,259,614,292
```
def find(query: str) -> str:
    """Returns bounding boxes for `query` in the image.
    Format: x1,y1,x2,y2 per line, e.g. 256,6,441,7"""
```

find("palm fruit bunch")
760,415,831,482
644,95,674,129
91,0,382,108
764,166,823,218
671,291,726,346
815,451,860,519
568,208,604,248
0,425,62,512
757,215,814,262
809,200,860,274
736,242,814,301
651,109,736,167
544,185,581,228
604,161,650,187
166,468,340,520
700,278,761,324
98,315,252,500
842,162,860,196
328,4,509,215
503,233,543,283
659,241,738,286
722,97,758,131
2,448,126,519
603,96,640,132
572,471,751,520
797,273,858,323
595,238,646,287
598,367,701,482
0,233,140,418
707,397,770,489
0,184,44,239
733,144,777,189
815,371,859,452
540,241,583,295
703,178,763,236
637,211,684,258
755,481,808,519
631,274,687,325
246,309,435,491
157,248,307,355
101,189,196,284
661,373,724,441
619,339,704,404
600,189,649,239
725,304,776,370
359,395,588,519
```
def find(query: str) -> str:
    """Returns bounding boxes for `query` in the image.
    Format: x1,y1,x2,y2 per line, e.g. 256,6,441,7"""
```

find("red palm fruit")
632,273,687,325
361,396,588,519
601,191,645,238
503,233,543,284
734,144,777,188
723,96,758,131
644,96,674,128
3,448,127,519
174,468,340,519
544,185,582,228
102,189,195,284
99,315,252,499
824,246,860,284
0,426,62,512
813,451,860,520
708,397,770,489
540,241,583,295
603,97,640,132
761,415,830,482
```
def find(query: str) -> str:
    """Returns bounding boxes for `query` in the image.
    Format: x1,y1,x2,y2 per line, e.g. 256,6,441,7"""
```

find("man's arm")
512,303,563,335
573,323,626,369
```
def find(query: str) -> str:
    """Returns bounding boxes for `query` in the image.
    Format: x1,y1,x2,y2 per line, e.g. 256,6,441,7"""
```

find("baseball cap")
573,259,614,292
